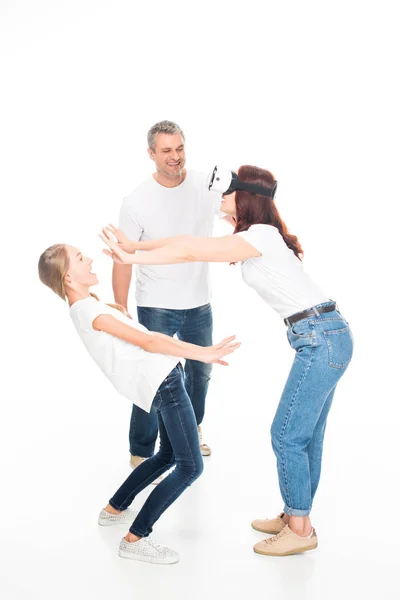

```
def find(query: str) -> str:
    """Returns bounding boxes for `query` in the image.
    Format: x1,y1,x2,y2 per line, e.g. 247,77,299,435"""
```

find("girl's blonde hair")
38,244,126,314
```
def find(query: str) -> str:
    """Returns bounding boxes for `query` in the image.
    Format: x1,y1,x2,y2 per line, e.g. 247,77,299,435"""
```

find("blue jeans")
271,301,354,516
129,304,213,457
109,363,204,537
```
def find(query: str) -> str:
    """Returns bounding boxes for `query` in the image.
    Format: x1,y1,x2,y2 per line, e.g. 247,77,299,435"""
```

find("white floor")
1,351,399,600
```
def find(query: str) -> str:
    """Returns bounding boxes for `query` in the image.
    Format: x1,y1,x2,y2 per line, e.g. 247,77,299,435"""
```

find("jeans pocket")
290,322,313,338
323,327,354,369
152,390,162,410
164,365,182,383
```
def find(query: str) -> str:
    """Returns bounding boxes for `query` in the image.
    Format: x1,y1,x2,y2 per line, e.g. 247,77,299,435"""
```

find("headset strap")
233,179,277,199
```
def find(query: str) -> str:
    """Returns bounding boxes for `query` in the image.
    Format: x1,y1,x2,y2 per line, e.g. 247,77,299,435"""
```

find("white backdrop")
1,1,399,599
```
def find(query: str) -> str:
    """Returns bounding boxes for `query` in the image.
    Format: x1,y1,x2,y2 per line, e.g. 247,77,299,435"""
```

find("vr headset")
208,165,277,199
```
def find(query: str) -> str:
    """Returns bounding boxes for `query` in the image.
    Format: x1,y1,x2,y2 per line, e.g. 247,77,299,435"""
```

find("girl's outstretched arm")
152,332,237,357
93,314,239,366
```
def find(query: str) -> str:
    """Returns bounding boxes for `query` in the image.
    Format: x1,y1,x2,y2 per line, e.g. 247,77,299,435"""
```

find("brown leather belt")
284,303,337,326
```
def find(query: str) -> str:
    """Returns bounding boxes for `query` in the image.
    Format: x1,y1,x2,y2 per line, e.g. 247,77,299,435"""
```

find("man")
113,120,222,478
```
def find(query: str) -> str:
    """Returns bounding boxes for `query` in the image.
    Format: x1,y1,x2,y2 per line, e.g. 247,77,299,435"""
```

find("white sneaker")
198,426,211,456
98,508,139,526
129,455,164,485
118,536,180,564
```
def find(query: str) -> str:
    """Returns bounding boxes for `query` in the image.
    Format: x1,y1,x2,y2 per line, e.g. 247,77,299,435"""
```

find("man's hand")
122,308,133,319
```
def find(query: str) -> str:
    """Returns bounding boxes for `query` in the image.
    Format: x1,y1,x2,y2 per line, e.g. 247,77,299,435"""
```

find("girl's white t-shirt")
69,297,179,412
236,224,328,319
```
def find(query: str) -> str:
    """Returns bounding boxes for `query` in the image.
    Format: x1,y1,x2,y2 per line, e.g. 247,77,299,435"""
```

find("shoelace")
147,536,163,552
264,528,289,545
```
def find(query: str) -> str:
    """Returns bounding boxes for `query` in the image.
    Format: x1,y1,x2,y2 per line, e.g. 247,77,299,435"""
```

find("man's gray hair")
147,120,185,151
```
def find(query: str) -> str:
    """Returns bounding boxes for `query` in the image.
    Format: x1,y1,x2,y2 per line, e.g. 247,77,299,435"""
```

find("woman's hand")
103,224,139,253
201,335,241,365
99,228,135,264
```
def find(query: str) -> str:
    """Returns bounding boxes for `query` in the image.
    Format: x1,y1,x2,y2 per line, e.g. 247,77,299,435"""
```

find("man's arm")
112,197,143,311
112,263,133,310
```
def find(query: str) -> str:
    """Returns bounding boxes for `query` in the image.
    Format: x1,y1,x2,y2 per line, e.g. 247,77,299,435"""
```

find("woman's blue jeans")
271,301,354,516
129,304,213,457
109,363,204,537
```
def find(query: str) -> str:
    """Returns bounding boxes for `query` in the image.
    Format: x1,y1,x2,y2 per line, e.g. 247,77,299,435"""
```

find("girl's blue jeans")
109,363,203,537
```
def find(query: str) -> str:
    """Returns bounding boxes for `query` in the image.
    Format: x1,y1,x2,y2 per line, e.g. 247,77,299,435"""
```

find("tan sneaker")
198,426,211,456
251,513,286,534
129,455,164,485
253,525,318,557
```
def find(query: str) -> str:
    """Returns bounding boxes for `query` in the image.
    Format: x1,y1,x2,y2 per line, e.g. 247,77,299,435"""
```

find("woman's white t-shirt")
236,224,328,319
69,297,179,412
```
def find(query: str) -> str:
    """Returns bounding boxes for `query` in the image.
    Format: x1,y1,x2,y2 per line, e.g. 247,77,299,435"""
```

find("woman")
100,165,354,557
38,243,239,564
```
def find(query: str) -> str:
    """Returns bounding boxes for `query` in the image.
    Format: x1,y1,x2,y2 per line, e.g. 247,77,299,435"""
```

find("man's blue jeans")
271,302,354,516
110,363,204,537
129,303,213,457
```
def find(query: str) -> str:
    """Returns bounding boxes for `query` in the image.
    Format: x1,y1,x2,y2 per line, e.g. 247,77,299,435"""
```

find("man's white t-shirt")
236,224,328,319
70,296,179,412
119,170,221,310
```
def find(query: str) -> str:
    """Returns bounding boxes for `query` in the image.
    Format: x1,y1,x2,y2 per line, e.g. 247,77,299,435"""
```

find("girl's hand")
103,224,139,253
99,229,135,264
211,335,238,351
202,335,241,365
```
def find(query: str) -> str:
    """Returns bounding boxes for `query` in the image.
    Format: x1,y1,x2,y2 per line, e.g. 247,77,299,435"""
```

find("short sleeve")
118,196,143,242
236,227,265,255
75,299,110,333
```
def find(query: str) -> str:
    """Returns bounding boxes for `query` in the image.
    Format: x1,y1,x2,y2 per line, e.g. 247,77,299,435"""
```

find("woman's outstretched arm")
103,224,189,253
100,228,261,265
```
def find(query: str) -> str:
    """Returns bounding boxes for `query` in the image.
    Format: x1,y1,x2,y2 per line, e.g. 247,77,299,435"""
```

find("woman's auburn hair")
233,165,303,260
38,243,126,314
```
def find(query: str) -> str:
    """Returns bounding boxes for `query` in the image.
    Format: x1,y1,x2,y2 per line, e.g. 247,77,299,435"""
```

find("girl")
38,243,239,564
100,165,354,557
